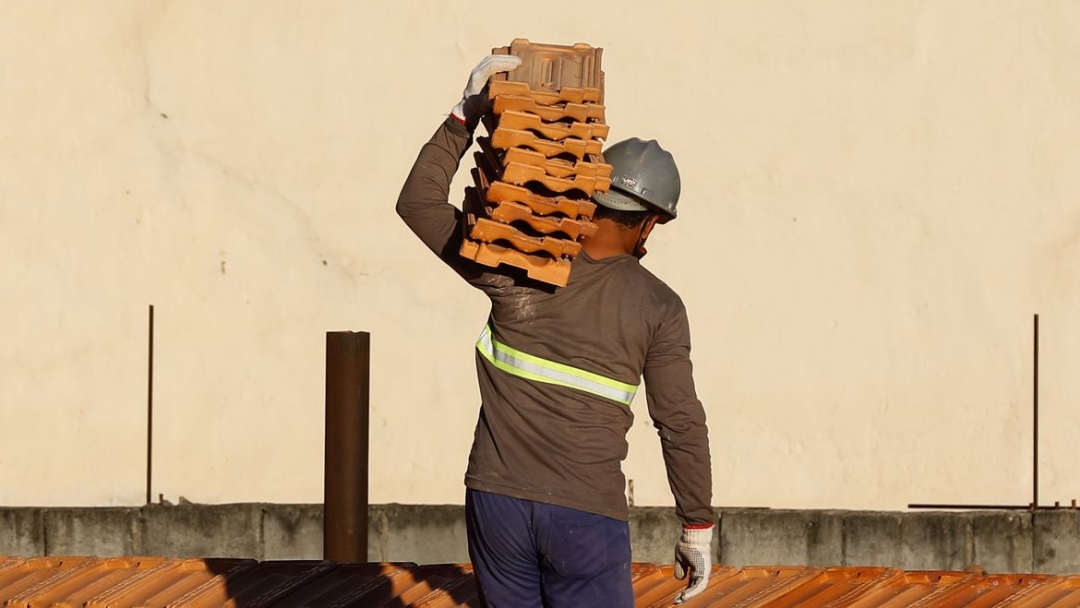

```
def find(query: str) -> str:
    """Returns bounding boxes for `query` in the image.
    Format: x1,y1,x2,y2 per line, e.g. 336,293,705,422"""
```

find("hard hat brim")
593,187,677,222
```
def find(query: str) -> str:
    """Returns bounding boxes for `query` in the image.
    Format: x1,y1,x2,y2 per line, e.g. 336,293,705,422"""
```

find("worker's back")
466,249,689,522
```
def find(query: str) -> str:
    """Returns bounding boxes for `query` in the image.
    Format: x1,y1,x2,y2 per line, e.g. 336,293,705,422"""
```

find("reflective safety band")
476,324,639,406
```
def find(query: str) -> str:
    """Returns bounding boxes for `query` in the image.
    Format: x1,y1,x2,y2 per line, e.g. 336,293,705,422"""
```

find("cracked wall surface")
1,2,1079,510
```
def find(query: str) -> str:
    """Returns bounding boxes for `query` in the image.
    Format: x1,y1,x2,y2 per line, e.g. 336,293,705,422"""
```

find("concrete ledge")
629,507,690,564
2,504,1078,574
898,511,973,570
370,504,468,563
262,504,323,561
139,503,263,559
842,512,902,567
0,508,44,556
972,511,1033,574
44,508,138,557
720,509,843,567
1034,510,1080,574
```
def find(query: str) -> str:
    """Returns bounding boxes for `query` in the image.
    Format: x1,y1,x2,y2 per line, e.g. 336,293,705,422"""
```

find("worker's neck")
581,218,642,260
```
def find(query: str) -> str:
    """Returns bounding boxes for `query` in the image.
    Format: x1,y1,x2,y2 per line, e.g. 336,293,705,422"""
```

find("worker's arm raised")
396,55,520,277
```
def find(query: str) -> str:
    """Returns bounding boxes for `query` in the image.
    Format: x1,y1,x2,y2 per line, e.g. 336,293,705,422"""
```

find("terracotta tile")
493,95,605,123
633,564,740,608
483,181,596,219
476,134,610,181
459,239,572,287
175,560,337,608
757,567,899,607
496,110,610,142
831,571,979,608
25,557,169,608
0,557,98,605
915,574,1058,608
469,218,581,260
997,575,1080,607
501,145,611,179
489,127,603,160
271,563,415,607
3,557,1080,607
487,201,598,240
488,80,602,106
500,162,610,196
490,38,603,103
691,566,824,607
95,558,257,608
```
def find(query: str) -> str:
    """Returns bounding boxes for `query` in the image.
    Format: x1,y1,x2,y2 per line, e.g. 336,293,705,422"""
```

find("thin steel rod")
1034,313,1039,509
908,503,1059,511
146,304,154,505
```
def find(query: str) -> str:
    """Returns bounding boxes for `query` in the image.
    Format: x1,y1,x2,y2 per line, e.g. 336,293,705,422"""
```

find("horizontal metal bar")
908,503,1078,511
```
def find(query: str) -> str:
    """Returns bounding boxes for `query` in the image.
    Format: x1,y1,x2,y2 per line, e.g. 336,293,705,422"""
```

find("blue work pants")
465,489,634,607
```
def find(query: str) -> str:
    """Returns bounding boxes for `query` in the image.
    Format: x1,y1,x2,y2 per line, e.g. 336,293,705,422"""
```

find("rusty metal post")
324,331,370,563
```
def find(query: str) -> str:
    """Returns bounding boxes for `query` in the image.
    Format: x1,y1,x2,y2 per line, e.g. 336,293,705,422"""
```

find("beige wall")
2,1,1078,510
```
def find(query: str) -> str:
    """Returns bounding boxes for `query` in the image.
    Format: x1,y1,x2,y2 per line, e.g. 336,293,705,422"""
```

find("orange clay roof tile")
6,557,1080,607
492,95,606,123
489,127,603,160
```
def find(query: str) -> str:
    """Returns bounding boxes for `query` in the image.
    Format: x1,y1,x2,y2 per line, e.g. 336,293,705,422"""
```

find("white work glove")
449,54,522,131
674,525,713,604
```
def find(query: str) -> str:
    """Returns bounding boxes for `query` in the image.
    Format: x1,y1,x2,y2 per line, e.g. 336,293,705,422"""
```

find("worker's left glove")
449,54,522,131
674,525,713,604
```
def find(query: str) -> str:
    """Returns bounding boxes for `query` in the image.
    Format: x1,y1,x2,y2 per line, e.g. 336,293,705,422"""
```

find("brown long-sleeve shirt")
396,118,713,525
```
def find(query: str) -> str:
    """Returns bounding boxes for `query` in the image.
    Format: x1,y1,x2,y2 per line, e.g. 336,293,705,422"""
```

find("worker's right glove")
674,525,713,604
449,54,522,131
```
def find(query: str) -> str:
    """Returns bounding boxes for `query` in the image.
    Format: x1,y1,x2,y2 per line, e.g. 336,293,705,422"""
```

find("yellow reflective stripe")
476,325,638,406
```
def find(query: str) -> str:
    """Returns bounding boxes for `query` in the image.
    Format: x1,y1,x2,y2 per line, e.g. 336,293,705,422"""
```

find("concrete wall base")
1,504,1075,574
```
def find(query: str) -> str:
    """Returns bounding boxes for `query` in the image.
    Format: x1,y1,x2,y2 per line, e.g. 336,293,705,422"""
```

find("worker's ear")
633,214,662,259
639,214,661,241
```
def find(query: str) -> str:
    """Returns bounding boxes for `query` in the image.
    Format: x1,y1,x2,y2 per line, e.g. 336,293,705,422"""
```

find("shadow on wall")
205,559,480,607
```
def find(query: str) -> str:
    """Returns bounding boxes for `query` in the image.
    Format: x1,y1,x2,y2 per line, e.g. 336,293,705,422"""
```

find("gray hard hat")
593,138,681,222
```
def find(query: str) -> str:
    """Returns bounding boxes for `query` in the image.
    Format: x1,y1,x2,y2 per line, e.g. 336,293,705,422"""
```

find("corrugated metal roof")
4,556,1080,607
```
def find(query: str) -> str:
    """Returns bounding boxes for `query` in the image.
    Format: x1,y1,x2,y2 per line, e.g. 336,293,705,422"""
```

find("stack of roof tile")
459,39,609,288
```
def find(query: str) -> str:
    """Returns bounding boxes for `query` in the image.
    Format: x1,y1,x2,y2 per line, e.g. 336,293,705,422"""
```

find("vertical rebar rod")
146,304,154,505
324,331,370,563
1034,313,1039,509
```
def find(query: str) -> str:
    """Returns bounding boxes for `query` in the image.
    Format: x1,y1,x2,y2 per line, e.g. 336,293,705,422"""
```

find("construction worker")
397,55,713,607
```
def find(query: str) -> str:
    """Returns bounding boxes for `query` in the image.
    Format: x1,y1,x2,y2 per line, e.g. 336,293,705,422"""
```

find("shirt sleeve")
396,118,509,286
643,297,715,527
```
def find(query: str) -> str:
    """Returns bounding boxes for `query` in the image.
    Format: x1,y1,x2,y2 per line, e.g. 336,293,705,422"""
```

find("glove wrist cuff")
681,526,714,544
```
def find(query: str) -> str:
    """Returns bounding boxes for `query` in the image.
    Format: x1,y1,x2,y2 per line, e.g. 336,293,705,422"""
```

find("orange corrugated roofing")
3,556,1080,607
